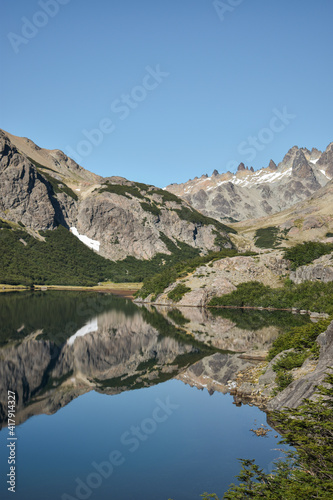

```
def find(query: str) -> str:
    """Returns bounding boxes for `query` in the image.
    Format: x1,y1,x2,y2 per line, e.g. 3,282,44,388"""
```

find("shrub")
284,241,333,270
147,188,182,204
140,202,161,216
98,182,145,199
275,370,294,392
268,317,332,361
254,226,282,248
273,351,309,372
222,372,333,498
209,280,333,315
167,284,191,302
174,206,237,234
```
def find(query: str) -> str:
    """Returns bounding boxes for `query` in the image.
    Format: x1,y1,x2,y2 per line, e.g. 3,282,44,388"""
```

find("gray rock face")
166,143,331,223
267,320,333,410
0,129,232,261
0,131,75,229
290,252,333,284
177,352,255,394
140,251,289,307
318,142,333,178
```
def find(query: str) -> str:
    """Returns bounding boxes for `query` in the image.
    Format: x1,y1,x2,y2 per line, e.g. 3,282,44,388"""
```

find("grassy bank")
1,282,142,297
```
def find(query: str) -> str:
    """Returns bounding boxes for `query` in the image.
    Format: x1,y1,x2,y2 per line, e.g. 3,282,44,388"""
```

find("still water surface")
0,292,303,500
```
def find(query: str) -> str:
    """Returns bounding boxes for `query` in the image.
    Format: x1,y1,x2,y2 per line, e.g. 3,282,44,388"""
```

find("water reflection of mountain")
0,292,310,429
148,305,309,351
0,293,213,428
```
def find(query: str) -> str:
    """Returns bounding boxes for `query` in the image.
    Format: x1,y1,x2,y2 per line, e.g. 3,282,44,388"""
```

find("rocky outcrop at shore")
290,252,333,284
226,319,333,411
137,251,289,307
267,320,333,410
176,315,333,412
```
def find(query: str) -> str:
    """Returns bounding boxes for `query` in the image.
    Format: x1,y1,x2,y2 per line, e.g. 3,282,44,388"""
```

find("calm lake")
0,292,306,500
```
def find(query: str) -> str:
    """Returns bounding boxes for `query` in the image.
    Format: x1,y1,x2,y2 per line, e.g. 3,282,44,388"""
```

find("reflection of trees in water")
0,291,138,347
0,292,214,428
0,292,312,430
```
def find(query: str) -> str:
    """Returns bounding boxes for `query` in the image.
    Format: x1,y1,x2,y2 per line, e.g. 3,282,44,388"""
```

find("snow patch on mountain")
70,227,100,252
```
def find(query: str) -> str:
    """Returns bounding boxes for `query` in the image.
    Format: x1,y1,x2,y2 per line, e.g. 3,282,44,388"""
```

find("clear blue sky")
1,0,332,187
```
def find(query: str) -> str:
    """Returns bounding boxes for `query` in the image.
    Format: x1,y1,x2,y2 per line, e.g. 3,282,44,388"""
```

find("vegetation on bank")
222,372,333,499
267,317,331,361
209,280,333,314
268,317,331,392
283,241,333,270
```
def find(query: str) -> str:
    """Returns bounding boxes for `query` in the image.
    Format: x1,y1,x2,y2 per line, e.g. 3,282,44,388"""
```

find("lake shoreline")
0,283,141,298
1,285,329,320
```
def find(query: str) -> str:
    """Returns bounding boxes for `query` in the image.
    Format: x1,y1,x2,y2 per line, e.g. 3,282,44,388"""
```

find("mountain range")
1,127,332,285
166,142,333,223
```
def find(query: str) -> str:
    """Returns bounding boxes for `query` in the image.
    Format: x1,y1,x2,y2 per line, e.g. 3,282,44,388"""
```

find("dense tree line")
0,225,202,285
209,280,333,314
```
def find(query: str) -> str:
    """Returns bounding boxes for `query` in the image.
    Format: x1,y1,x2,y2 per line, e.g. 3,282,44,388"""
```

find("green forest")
0,224,203,285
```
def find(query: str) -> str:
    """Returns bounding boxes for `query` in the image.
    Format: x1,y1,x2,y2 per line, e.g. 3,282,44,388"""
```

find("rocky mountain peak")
212,169,219,176
1,128,101,185
317,142,333,178
237,162,246,172
291,150,317,183
311,147,322,158
166,141,332,223
268,159,277,170
279,145,300,169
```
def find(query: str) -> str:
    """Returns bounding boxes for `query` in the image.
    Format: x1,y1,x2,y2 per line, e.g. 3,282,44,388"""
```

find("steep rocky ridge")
166,143,332,223
0,129,233,264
